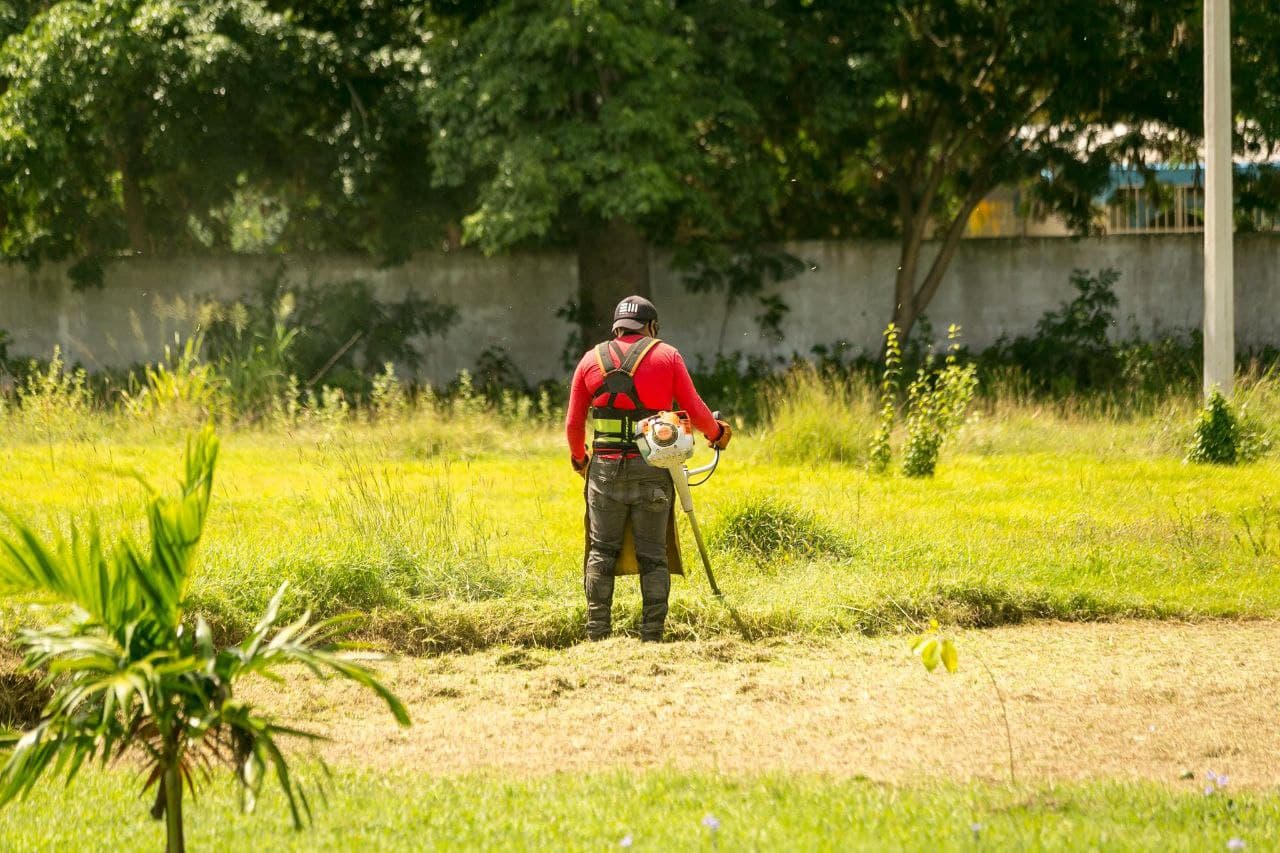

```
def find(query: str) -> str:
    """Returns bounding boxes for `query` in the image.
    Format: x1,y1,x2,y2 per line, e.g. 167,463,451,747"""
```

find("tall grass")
1,340,1279,652
754,365,877,465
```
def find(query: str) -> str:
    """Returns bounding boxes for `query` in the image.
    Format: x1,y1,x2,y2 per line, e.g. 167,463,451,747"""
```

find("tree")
429,0,792,343
258,0,463,262
0,427,410,853
792,0,1199,346
0,0,452,284
1230,0,1280,228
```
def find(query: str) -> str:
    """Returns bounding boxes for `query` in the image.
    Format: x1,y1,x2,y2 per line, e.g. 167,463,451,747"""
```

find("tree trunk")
888,171,938,350
164,763,185,853
117,148,149,256
888,182,990,353
891,242,921,345
577,217,650,345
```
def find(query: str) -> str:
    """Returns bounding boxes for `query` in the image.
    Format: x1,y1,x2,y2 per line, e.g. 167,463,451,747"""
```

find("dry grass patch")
243,620,1280,788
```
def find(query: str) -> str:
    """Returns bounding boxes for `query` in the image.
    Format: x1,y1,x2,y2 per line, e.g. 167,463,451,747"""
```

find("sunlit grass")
0,395,1277,650
0,767,1274,851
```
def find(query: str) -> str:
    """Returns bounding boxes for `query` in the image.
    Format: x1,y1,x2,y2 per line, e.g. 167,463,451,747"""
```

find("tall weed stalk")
869,323,902,472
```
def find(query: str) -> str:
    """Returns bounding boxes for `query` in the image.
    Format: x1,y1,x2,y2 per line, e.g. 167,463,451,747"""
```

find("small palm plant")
0,427,409,852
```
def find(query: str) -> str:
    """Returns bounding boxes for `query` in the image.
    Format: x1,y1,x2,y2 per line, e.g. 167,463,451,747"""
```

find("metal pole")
1203,0,1235,397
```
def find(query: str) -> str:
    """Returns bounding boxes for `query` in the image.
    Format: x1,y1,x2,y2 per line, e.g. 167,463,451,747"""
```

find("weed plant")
123,333,227,427
869,324,902,472
901,325,979,477
1187,390,1271,464
709,495,852,562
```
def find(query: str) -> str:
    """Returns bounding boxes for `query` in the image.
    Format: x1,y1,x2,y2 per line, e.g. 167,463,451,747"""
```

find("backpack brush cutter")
634,410,752,639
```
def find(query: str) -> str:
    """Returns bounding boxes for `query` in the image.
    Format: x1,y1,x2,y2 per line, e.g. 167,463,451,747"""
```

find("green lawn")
0,408,1276,650
0,769,1271,851
1,408,1277,851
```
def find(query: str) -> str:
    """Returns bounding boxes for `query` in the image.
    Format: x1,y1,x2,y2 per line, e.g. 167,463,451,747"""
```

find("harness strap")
588,337,662,449
618,337,661,374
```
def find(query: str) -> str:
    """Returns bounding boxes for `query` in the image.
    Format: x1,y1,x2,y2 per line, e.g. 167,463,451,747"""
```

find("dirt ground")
247,621,1280,787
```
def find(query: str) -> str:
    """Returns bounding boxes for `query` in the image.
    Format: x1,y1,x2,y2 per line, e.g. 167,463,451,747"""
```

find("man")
565,295,731,642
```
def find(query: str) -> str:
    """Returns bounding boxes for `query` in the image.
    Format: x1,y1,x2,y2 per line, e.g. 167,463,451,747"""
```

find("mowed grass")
0,768,1274,851
0,400,1277,650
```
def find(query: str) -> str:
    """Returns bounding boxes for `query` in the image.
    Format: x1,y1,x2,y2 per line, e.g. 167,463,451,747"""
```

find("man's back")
565,334,719,459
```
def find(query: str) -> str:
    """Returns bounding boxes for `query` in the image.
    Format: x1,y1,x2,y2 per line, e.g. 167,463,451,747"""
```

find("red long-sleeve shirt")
565,334,719,461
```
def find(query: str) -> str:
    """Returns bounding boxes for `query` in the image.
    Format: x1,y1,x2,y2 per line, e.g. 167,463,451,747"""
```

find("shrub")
124,333,227,426
202,293,298,420
202,273,458,406
12,347,94,440
368,362,409,422
902,325,978,478
691,351,778,426
986,268,1122,395
710,495,850,561
1187,391,1269,464
473,346,531,402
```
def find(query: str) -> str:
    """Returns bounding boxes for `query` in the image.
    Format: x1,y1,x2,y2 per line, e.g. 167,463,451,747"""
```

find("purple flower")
970,822,984,834
619,835,633,848
1205,785,1217,796
702,815,721,832
1203,771,1230,794
1227,838,1245,850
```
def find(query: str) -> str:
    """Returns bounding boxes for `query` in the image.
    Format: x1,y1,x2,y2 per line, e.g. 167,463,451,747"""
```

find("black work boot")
640,599,665,643
584,564,615,642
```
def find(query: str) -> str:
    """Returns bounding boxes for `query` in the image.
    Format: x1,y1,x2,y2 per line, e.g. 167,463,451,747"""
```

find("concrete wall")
1,234,1278,383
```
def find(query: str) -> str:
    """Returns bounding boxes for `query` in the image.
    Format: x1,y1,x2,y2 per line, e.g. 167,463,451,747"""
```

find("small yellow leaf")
941,638,959,673
919,638,941,672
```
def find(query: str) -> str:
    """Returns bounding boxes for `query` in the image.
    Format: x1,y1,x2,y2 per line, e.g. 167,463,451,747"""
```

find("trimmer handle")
687,449,720,478
685,410,723,482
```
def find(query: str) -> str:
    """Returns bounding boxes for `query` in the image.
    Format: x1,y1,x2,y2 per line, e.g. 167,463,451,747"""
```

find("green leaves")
869,323,903,473
1186,392,1271,466
902,325,978,478
911,620,959,675
0,425,218,635
0,1,447,277
430,0,784,253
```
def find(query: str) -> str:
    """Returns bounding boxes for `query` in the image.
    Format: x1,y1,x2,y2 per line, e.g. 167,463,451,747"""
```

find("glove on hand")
572,454,589,478
709,419,732,450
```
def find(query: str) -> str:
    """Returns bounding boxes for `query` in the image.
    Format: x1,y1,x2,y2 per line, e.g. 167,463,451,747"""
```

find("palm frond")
0,428,408,850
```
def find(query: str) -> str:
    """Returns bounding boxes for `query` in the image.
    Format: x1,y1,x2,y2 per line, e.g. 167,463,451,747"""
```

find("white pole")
1203,0,1235,397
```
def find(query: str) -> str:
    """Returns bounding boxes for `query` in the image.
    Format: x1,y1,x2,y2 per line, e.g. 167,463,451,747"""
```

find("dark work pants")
584,456,674,641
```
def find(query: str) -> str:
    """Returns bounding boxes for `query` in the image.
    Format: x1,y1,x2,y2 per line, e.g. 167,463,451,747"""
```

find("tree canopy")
429,0,795,339
0,0,1276,341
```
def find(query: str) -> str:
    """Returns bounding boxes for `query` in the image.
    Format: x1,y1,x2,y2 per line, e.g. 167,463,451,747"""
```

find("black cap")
612,295,658,332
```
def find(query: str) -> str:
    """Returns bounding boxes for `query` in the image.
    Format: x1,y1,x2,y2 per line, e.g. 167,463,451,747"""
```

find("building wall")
1,234,1277,382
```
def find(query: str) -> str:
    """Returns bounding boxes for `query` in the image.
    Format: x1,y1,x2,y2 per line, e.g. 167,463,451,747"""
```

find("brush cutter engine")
634,411,696,470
